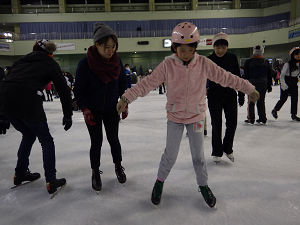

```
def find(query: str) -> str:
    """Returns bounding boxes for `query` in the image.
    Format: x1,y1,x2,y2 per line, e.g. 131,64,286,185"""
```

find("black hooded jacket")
207,52,244,99
0,51,72,121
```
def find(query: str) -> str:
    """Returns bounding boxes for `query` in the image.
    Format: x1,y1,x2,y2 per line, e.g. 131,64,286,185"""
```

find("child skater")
272,47,300,121
116,22,259,208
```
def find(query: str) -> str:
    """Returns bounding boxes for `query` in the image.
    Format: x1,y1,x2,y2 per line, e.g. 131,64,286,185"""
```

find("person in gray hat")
243,45,273,124
73,23,128,192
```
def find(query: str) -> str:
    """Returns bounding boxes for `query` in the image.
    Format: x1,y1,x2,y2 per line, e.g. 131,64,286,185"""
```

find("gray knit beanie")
93,23,116,43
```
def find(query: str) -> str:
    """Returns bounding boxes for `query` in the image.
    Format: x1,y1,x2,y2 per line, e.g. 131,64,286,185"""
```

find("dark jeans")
9,117,56,182
274,86,298,115
248,82,267,122
86,110,122,170
208,94,237,157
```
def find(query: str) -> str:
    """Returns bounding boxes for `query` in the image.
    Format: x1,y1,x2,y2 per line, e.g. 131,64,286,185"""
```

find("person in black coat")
243,45,273,124
73,23,127,192
0,39,73,194
207,32,245,163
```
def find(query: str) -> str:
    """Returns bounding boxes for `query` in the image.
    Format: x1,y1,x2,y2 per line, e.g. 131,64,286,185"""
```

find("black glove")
267,86,272,93
62,116,72,131
0,116,10,135
238,92,245,107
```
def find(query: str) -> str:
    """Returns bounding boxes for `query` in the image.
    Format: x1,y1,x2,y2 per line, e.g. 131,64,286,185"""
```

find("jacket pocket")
186,103,205,114
166,103,185,112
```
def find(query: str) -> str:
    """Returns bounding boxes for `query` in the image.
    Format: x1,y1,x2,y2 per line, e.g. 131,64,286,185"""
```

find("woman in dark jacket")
0,39,73,194
74,23,127,192
207,32,245,163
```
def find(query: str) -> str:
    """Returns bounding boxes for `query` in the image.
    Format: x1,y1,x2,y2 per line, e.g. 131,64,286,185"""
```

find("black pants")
274,86,298,115
86,110,122,170
9,117,56,182
208,94,237,157
159,83,166,94
248,82,267,122
46,90,53,101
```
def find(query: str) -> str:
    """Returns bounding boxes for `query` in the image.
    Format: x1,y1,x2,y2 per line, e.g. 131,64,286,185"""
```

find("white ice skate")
225,153,234,162
213,156,221,164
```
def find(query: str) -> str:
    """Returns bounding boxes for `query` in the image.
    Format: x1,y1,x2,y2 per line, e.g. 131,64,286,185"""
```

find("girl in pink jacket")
117,22,259,208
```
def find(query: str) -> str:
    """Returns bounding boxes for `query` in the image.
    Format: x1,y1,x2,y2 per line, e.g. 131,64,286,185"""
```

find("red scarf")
87,45,121,84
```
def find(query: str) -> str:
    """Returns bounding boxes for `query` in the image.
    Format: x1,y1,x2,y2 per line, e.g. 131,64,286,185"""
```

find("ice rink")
0,85,299,225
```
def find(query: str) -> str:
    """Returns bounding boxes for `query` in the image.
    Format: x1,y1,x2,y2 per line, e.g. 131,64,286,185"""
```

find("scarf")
87,45,121,84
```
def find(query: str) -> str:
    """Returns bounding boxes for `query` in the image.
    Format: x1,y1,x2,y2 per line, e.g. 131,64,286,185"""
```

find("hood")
21,51,51,63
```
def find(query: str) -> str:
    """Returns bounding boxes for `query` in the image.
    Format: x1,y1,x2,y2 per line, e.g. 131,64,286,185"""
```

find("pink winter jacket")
123,53,255,124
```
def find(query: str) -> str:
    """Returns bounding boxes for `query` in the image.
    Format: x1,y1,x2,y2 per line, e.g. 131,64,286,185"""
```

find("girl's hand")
117,97,128,115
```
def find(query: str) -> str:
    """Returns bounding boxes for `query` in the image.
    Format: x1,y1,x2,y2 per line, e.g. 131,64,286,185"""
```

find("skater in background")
0,39,73,194
0,66,4,81
158,82,166,94
207,32,245,163
124,64,132,89
117,22,259,208
74,23,128,192
243,45,273,124
272,47,300,121
45,81,53,101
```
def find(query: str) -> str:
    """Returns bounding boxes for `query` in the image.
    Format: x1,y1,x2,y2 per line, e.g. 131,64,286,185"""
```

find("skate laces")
115,165,125,176
199,185,213,199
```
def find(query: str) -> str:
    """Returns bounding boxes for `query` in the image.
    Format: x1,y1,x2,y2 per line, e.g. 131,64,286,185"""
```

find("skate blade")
212,203,217,209
50,184,66,199
11,178,40,189
11,181,32,189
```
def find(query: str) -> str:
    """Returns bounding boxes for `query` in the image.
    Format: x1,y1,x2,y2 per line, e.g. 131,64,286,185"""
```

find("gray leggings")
157,120,208,186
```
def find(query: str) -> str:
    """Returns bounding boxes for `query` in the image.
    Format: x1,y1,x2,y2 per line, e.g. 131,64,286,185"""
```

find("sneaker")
115,164,126,184
92,169,102,191
244,119,254,124
213,156,221,163
256,119,266,125
199,185,216,208
151,180,164,205
291,114,300,121
14,170,41,185
46,178,66,194
225,153,234,162
272,109,278,119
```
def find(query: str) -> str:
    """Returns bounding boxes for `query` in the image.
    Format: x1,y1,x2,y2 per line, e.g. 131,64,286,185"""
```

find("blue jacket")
74,56,127,112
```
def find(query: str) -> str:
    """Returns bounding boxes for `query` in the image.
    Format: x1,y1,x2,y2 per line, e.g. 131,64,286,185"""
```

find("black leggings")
86,110,122,169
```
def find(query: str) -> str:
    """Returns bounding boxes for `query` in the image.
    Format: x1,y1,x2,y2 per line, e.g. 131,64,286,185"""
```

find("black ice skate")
46,178,66,194
199,185,216,208
14,170,41,186
291,114,300,121
256,119,266,125
151,180,164,205
115,164,126,184
244,119,254,125
92,169,102,191
272,109,278,119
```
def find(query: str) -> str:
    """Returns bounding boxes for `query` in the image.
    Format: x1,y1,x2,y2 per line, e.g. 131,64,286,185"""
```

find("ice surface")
0,85,299,225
